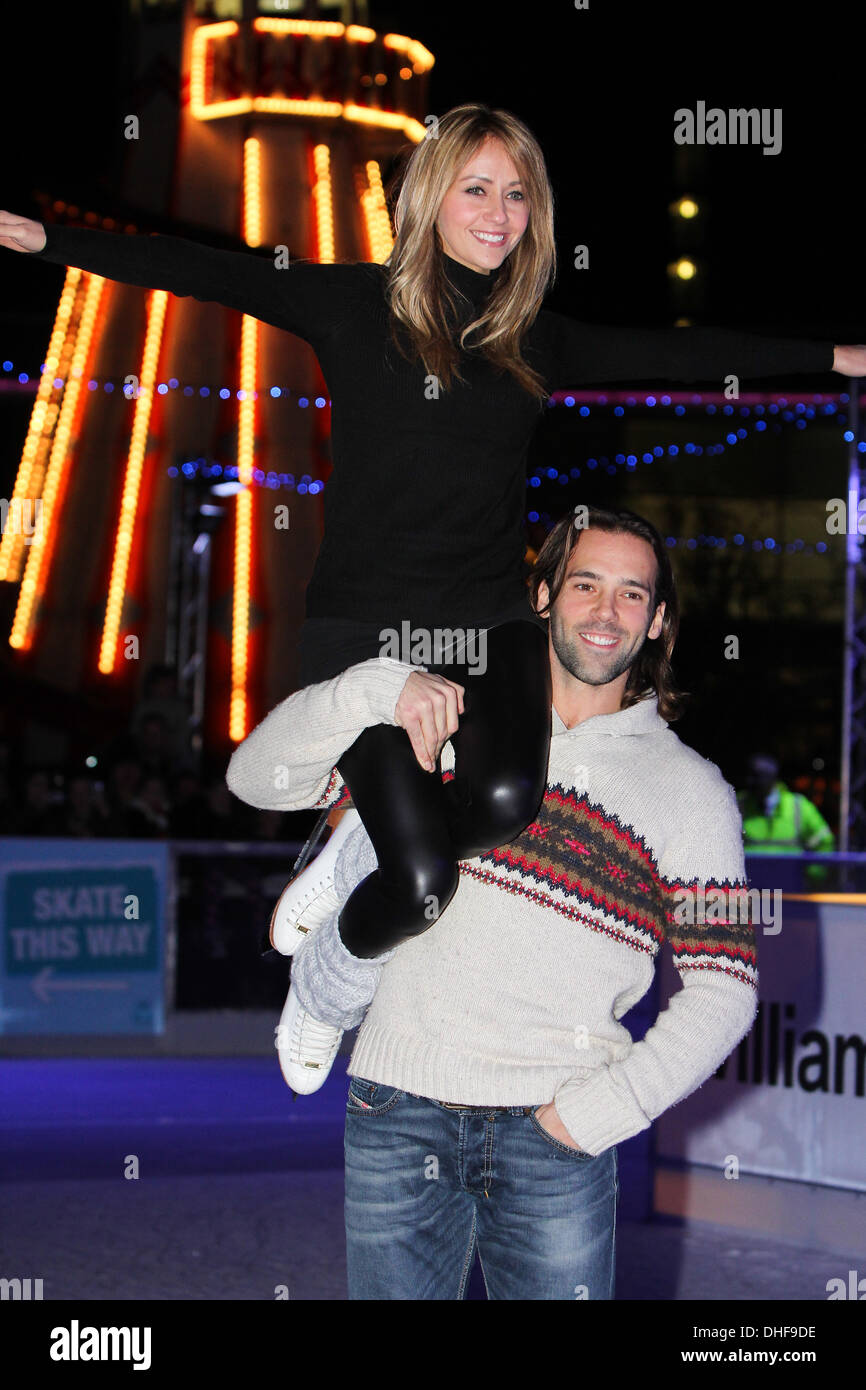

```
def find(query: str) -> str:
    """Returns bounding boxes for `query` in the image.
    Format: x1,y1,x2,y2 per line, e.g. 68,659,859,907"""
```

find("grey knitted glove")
333,820,379,900
291,820,394,1030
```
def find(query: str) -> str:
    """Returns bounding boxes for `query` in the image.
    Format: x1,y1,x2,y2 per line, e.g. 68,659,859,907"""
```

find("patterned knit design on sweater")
468,782,756,991
316,775,757,993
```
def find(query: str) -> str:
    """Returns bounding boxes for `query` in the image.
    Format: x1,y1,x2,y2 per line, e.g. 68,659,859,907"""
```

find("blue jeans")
344,1077,618,1300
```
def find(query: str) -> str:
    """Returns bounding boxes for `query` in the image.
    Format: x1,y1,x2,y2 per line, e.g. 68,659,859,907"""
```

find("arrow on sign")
32,967,131,1004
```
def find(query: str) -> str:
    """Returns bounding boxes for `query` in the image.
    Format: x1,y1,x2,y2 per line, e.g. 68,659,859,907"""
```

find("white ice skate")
269,806,361,955
275,981,343,1095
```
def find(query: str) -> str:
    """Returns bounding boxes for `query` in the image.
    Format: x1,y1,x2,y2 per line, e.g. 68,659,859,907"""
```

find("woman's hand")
394,670,465,772
832,345,866,376
0,211,47,253
534,1101,585,1152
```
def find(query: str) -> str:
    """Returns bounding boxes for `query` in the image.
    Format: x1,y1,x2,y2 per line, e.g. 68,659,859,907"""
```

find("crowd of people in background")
0,663,297,841
0,665,839,853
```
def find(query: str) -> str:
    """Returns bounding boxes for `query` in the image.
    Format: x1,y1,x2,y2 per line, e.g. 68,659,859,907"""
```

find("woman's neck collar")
441,250,500,301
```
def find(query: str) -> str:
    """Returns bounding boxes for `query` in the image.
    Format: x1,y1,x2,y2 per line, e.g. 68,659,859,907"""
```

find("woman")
0,104,849,981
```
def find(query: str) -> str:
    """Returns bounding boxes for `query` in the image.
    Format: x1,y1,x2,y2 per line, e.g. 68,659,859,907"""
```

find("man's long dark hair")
527,505,689,722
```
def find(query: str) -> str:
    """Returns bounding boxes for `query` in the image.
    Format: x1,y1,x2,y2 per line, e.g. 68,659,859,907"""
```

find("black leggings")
334,620,552,958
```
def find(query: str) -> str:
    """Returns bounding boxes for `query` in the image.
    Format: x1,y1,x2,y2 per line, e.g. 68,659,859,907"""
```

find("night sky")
1,0,864,793
2,0,864,335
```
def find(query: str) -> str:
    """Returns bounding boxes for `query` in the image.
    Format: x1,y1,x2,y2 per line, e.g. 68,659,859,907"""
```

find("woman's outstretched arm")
0,209,358,341
535,306,866,388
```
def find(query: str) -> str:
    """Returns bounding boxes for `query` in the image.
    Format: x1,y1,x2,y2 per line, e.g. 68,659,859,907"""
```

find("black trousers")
334,620,552,958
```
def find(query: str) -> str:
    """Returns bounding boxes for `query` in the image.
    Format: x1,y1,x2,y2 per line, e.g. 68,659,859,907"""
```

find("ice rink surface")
0,1058,856,1302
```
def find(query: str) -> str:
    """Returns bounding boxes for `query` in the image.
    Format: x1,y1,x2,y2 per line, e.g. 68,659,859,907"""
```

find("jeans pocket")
346,1075,404,1115
528,1106,594,1160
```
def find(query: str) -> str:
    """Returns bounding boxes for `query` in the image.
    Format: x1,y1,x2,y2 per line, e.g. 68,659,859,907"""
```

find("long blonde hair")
385,103,557,400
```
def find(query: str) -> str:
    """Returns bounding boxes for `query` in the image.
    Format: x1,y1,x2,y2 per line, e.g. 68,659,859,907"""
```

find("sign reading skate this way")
0,840,167,1035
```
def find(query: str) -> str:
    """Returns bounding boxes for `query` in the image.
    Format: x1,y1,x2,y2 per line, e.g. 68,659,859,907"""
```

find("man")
738,751,835,886
226,505,758,1300
738,752,835,855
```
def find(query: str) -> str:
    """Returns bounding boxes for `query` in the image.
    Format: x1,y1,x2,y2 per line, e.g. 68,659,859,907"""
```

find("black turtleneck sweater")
32,223,835,633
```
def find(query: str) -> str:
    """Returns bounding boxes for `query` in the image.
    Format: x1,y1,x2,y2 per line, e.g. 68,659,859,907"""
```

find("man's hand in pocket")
534,1101,585,1152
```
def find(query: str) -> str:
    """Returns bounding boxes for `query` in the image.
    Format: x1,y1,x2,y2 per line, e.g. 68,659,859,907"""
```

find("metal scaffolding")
839,380,866,853
164,469,226,773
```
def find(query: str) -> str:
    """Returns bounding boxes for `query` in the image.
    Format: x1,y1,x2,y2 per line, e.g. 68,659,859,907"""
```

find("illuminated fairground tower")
0,0,432,758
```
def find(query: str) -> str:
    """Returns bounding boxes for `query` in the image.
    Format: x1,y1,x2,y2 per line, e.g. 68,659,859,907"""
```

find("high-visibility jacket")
737,782,835,854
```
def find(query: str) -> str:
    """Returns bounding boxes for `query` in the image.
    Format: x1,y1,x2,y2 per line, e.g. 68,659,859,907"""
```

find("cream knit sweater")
226,658,757,1155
